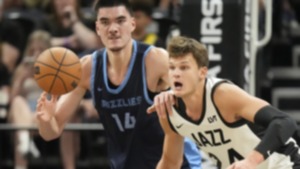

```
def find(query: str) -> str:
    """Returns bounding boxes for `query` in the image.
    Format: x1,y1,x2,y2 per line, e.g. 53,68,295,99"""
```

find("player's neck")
182,80,205,119
107,39,133,71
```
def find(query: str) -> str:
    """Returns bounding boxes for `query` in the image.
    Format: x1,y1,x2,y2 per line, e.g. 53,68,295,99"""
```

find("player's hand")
36,92,59,123
226,159,257,169
146,90,176,119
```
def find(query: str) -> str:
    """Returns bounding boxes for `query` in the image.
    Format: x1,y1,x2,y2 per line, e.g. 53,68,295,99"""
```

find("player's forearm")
38,116,62,141
156,159,182,169
245,150,265,166
254,106,298,158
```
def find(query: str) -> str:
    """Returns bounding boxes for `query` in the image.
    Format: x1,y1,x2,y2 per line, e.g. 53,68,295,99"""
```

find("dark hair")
131,1,153,17
94,0,133,16
167,36,209,67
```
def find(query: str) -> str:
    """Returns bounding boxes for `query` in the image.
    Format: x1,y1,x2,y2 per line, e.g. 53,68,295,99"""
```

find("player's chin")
172,88,184,97
109,46,123,52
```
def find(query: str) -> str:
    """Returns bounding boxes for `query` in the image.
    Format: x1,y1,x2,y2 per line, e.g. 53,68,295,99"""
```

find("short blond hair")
167,36,209,67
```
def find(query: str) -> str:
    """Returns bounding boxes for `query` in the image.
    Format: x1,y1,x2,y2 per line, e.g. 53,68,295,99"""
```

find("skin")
148,53,269,169
36,5,169,143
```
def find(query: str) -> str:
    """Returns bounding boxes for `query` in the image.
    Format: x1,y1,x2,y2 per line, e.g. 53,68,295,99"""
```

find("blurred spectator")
131,1,165,48
45,0,101,54
0,0,26,74
152,0,181,21
9,30,51,169
281,0,299,37
0,48,10,120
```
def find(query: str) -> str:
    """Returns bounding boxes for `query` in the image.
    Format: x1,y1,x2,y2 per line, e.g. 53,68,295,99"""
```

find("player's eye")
117,18,125,24
180,65,189,70
169,65,175,70
100,20,109,26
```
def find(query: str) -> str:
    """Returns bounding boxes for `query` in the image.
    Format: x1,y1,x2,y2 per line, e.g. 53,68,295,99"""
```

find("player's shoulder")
80,54,93,67
147,46,168,58
213,80,239,96
145,46,168,68
212,78,252,106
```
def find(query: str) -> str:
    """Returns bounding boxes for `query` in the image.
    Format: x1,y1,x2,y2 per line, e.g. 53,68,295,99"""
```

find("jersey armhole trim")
142,45,155,105
211,80,247,128
90,51,98,106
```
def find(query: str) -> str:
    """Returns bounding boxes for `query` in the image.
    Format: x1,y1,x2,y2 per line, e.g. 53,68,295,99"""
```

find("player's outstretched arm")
214,83,298,168
156,117,184,169
36,55,92,141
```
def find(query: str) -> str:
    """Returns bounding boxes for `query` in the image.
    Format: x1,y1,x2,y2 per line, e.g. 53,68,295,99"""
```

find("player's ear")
199,66,208,79
131,17,136,32
95,21,101,36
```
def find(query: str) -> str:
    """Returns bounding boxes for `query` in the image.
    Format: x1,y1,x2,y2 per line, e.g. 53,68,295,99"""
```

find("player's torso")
91,40,164,169
168,77,297,169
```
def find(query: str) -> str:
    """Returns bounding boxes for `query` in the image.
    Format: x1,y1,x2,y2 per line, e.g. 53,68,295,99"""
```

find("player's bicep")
146,47,170,91
214,83,269,123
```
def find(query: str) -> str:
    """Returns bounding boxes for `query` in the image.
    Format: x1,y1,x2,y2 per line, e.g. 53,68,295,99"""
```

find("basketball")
33,47,82,95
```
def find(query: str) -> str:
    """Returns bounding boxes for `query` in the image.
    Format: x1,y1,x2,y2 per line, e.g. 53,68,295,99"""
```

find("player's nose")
108,23,118,33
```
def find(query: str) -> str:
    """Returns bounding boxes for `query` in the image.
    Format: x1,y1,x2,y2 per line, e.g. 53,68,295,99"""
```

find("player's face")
169,53,207,97
96,6,136,52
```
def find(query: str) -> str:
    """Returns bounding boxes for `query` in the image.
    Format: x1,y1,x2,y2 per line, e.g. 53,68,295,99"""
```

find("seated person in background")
9,30,52,169
0,53,11,120
131,0,165,48
148,36,300,169
46,0,102,54
0,1,26,74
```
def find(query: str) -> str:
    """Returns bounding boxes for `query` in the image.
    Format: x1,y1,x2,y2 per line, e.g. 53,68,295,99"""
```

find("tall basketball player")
35,1,201,169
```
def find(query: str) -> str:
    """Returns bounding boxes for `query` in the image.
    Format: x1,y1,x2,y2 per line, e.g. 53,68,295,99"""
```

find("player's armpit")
254,106,298,159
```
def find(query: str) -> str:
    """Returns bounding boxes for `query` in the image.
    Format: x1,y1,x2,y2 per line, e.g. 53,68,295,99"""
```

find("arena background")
0,0,300,168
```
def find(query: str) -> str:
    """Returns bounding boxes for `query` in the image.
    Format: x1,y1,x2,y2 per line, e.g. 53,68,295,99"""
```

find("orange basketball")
34,47,82,95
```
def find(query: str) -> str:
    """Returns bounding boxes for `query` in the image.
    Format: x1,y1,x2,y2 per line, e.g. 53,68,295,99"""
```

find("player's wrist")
246,150,265,166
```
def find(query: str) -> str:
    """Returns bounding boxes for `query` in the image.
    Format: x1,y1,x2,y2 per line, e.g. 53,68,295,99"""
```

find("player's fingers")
42,91,47,99
164,93,172,117
36,101,44,112
158,94,167,118
51,95,59,102
226,163,235,169
146,105,156,114
168,93,175,115
155,96,164,118
38,92,47,102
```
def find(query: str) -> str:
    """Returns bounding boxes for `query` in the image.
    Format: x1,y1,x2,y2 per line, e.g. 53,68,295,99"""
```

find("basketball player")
147,36,300,169
35,0,201,168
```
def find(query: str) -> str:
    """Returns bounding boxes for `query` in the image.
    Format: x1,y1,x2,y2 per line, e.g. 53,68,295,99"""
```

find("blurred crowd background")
0,0,300,169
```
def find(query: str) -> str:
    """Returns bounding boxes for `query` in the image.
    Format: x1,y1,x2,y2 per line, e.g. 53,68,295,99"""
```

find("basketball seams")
35,61,81,80
49,48,64,65
52,75,68,92
34,47,82,95
48,49,68,94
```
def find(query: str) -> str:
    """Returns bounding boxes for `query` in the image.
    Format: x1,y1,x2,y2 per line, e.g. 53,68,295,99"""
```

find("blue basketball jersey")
91,40,201,169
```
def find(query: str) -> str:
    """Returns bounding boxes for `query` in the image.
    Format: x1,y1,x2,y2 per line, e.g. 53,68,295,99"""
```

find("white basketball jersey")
168,77,297,169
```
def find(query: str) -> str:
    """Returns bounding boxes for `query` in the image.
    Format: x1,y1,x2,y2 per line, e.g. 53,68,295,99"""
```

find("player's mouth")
109,36,120,40
174,81,183,90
